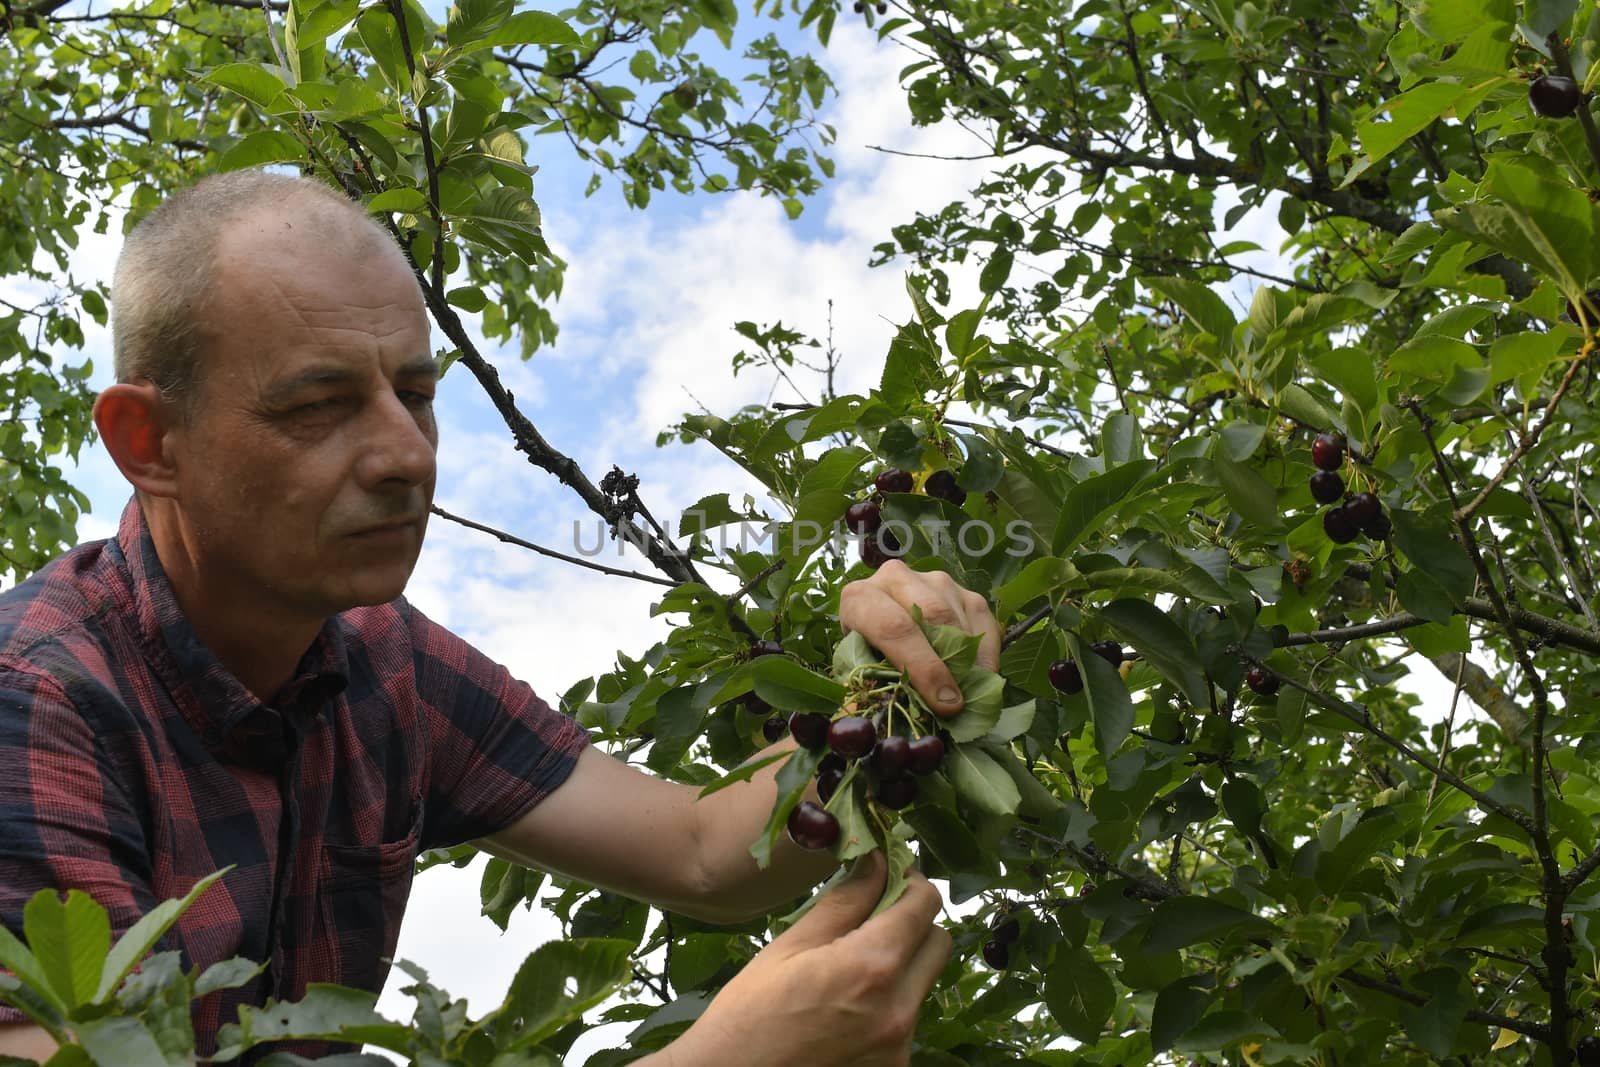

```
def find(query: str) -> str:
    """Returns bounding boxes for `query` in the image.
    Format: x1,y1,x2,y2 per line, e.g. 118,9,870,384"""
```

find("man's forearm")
688,737,839,922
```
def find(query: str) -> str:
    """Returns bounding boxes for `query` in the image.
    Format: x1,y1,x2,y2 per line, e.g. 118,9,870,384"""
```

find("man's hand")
649,853,952,1067
838,560,1001,716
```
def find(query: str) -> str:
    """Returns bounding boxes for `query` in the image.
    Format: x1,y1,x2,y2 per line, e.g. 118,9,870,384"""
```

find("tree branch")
430,505,678,586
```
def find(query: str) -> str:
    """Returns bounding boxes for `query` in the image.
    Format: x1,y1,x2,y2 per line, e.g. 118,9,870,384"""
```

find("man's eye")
294,399,340,414
401,391,435,408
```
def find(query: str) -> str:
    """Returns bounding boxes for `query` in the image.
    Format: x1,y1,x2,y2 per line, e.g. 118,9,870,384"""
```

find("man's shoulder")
0,539,126,670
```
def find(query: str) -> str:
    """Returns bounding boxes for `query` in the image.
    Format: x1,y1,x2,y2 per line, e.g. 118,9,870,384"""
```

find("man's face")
168,209,439,621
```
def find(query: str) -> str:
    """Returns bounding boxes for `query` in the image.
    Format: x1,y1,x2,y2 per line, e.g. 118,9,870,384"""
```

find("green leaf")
751,657,848,713
995,556,1077,621
217,130,305,172
1052,460,1156,555
1344,79,1501,187
879,324,941,408
25,891,108,1011
1144,277,1236,342
1152,976,1211,1052
502,939,632,1049
832,631,882,677
195,958,267,998
470,9,578,49
941,669,1005,742
203,62,289,108
1172,1009,1279,1053
825,764,879,861
1390,510,1474,608
1142,897,1274,953
1080,642,1134,758
697,750,790,799
74,1017,172,1067
0,922,58,1019
366,188,429,214
98,868,229,1005
979,248,1014,293
216,985,408,1059
945,744,1021,816
1043,945,1115,1043
1099,599,1210,708
1212,449,1284,533
751,748,823,868
1489,331,1563,385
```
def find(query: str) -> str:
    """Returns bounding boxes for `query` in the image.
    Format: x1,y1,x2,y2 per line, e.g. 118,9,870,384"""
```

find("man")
0,171,1001,1064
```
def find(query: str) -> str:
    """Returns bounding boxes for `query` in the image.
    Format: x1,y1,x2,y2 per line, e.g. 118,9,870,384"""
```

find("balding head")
111,170,406,419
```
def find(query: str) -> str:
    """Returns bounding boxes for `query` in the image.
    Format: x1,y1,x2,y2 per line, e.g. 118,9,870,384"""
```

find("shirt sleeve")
404,604,589,851
0,668,159,1025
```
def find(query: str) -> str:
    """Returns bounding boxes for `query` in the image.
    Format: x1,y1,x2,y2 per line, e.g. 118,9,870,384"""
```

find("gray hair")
110,170,398,416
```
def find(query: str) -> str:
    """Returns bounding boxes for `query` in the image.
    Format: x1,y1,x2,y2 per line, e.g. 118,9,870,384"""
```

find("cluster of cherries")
785,711,948,850
1309,432,1389,544
847,467,968,569
738,640,794,744
850,0,889,12
1045,640,1123,695
981,911,1021,969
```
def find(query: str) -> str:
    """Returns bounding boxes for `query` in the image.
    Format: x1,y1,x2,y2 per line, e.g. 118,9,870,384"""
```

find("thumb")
773,852,886,954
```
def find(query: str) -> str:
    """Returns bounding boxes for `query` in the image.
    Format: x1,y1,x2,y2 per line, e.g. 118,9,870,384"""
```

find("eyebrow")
263,357,439,406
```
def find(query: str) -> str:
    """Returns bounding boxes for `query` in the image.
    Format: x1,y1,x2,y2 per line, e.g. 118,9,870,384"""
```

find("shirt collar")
113,496,350,751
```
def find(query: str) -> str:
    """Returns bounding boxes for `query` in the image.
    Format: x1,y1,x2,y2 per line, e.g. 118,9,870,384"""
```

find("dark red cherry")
981,939,1010,969
749,639,784,658
1362,510,1392,539
1309,470,1344,504
739,692,773,718
786,801,840,850
923,469,967,505
1090,640,1123,668
1323,506,1360,544
859,528,903,569
1344,492,1381,526
1311,432,1345,471
1048,659,1083,695
1246,665,1279,696
907,734,945,775
816,765,844,804
1531,74,1582,118
819,752,847,777
871,735,911,778
874,469,914,494
828,715,878,759
844,500,882,534
991,914,1021,945
762,715,786,743
875,776,918,809
789,712,831,751
1575,1034,1600,1066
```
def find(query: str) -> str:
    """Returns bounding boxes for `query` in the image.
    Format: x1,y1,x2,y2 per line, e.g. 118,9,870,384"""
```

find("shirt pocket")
318,798,423,994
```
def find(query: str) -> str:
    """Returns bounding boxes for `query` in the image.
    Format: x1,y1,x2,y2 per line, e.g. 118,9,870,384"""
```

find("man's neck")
144,503,324,702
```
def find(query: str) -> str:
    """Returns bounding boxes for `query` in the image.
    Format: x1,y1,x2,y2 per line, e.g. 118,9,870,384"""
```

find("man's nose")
356,392,436,490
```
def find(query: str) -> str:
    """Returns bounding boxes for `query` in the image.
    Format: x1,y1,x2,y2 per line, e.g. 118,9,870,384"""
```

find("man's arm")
484,562,1000,922
0,1022,58,1061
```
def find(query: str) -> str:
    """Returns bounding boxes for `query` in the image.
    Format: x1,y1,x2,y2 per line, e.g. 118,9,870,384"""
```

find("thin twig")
1458,348,1589,520
430,505,678,587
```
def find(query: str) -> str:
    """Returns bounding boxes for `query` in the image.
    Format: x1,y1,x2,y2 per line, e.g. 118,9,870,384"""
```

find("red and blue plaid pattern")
0,497,587,1061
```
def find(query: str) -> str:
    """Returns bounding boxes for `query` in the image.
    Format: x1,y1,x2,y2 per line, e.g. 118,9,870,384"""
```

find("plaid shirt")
0,497,588,1061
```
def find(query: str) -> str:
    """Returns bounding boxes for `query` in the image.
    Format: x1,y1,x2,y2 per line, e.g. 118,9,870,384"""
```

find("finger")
849,871,945,958
963,590,1003,672
900,921,954,998
773,852,886,954
842,584,965,715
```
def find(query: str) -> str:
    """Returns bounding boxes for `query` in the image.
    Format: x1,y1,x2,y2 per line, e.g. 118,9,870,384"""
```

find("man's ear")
94,383,181,498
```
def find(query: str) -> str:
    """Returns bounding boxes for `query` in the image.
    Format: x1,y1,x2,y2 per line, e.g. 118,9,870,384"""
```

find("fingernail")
938,686,961,707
